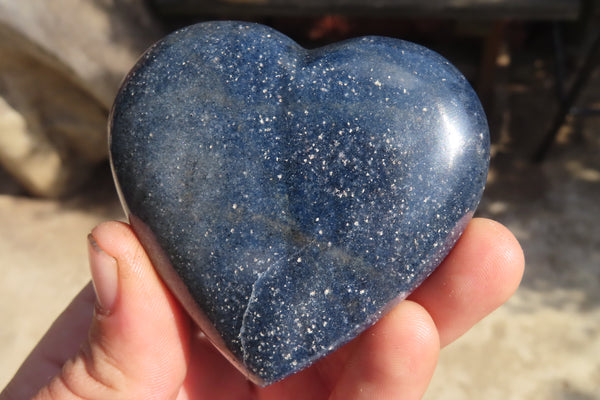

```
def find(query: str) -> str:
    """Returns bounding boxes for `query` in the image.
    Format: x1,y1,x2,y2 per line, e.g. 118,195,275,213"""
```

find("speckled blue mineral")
109,21,489,386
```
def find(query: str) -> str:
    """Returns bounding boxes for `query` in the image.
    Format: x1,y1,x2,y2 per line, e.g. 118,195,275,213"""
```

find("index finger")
408,218,524,347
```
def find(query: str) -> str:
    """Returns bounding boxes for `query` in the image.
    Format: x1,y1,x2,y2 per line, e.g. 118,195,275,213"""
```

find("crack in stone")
238,236,317,366
239,269,265,365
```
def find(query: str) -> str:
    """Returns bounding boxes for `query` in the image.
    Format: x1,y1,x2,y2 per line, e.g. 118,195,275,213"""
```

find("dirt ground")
1,25,599,399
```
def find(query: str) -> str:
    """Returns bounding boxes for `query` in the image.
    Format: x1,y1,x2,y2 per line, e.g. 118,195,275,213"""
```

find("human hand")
1,218,523,400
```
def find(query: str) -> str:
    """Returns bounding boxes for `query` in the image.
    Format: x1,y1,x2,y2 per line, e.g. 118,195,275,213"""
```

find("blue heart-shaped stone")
109,21,489,386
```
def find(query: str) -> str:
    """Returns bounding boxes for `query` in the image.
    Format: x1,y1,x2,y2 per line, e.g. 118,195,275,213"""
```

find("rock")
109,21,490,385
0,0,163,197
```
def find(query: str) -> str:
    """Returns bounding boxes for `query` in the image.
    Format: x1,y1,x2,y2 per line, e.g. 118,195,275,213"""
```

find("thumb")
35,221,190,400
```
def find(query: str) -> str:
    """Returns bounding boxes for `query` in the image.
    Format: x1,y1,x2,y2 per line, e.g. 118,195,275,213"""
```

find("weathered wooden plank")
150,0,581,20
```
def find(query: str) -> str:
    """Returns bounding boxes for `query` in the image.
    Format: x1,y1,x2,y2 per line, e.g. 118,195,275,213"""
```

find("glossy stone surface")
109,21,489,386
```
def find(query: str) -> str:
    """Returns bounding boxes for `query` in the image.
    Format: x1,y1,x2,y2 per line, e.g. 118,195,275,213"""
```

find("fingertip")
463,218,525,303
90,221,143,268
331,301,439,400
363,301,439,381
409,217,524,347
90,220,132,242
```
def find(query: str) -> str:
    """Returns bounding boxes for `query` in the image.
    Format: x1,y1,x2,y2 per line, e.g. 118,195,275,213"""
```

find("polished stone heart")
109,21,489,386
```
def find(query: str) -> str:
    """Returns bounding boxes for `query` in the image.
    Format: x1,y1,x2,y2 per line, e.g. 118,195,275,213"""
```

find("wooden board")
150,0,581,20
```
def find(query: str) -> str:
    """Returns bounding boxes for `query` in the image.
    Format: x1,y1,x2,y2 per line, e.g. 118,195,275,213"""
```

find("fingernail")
88,234,118,314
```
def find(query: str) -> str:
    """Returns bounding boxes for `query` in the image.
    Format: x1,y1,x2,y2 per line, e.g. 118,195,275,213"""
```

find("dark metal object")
553,22,567,102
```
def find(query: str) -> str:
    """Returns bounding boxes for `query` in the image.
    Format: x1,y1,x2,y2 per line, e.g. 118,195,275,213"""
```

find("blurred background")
1,1,599,398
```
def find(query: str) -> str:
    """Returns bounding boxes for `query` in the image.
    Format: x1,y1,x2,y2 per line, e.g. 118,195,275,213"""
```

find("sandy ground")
1,36,599,398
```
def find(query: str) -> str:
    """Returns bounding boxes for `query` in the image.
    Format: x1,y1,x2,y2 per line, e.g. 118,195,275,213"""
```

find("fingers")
178,333,254,400
408,217,524,347
30,221,190,400
329,301,439,400
1,216,522,400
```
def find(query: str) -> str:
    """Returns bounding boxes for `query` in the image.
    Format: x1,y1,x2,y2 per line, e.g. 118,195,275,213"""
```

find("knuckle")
34,343,130,400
